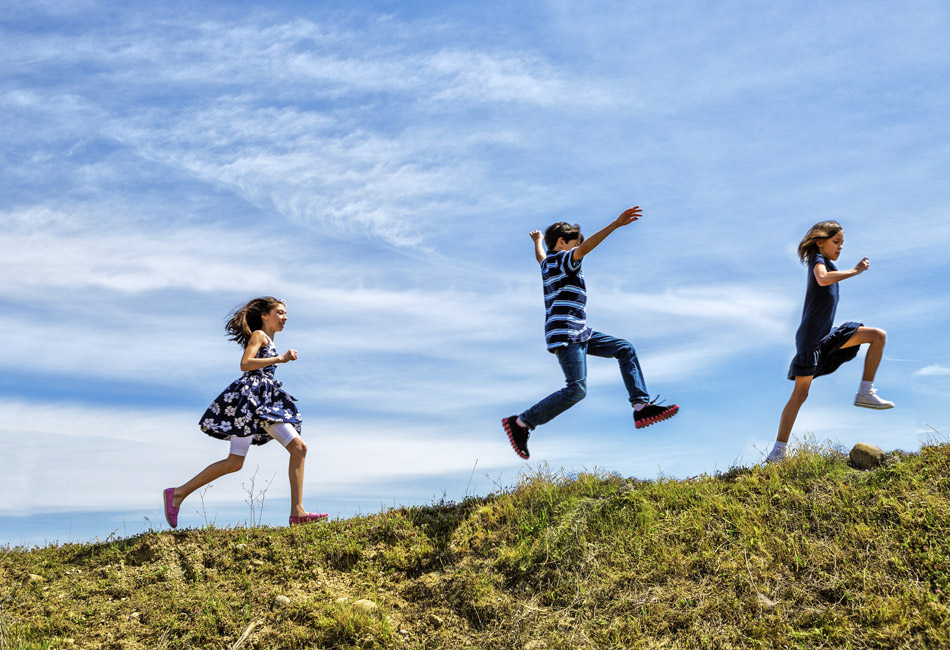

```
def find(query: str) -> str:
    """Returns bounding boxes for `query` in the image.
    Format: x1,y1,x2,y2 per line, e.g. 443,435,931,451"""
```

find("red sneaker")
502,416,530,459
634,399,679,429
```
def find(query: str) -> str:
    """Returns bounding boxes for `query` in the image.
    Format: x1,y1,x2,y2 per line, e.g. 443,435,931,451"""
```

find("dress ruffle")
787,321,862,380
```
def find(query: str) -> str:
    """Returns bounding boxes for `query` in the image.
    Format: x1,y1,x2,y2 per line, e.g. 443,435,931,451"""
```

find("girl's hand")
529,230,542,242
854,257,870,274
281,349,298,363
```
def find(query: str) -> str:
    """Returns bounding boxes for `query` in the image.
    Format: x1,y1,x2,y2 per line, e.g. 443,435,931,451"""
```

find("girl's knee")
860,326,886,345
791,386,810,403
288,437,307,458
224,455,245,472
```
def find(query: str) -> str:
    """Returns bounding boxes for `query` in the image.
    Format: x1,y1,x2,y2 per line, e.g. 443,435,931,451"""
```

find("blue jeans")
519,331,650,429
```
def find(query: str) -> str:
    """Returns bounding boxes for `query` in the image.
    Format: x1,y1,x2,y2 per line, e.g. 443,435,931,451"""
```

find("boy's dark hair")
544,222,584,252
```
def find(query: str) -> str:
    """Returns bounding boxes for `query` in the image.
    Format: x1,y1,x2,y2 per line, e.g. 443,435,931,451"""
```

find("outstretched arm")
814,257,870,286
530,230,545,264
572,206,642,262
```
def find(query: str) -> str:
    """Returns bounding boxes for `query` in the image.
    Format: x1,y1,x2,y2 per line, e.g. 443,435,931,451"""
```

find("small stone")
353,599,377,613
335,597,349,604
427,613,444,628
130,612,140,620
251,559,264,567
273,595,291,608
757,592,777,609
27,574,44,583
850,443,886,470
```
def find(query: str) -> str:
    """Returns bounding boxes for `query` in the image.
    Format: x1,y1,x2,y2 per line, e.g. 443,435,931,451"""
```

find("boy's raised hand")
615,206,642,228
530,230,545,264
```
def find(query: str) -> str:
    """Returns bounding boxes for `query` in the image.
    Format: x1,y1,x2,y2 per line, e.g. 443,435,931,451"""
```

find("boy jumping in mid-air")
502,205,679,459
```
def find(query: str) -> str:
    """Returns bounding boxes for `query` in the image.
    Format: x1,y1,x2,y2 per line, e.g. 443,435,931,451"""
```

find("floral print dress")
199,335,302,446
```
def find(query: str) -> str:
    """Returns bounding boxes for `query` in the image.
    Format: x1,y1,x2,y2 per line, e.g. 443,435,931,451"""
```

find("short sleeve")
558,249,581,274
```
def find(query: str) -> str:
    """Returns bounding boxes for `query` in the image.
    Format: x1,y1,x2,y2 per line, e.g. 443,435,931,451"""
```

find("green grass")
2,440,950,649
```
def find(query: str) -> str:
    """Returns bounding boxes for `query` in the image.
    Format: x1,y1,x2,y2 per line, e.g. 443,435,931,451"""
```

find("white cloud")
916,364,950,377
3,2,950,547
1,12,618,249
0,399,520,516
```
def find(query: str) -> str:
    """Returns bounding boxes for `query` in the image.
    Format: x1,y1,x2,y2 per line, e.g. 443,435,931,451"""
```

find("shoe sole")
290,514,329,526
635,405,679,429
854,401,894,410
502,418,530,459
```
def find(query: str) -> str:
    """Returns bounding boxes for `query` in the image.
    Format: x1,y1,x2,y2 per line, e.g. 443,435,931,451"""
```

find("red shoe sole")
502,418,530,459
635,405,679,429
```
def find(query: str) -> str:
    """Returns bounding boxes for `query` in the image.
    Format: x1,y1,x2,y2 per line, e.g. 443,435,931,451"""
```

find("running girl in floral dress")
163,297,327,527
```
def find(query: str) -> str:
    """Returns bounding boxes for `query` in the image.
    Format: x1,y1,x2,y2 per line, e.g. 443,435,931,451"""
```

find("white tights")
228,422,299,457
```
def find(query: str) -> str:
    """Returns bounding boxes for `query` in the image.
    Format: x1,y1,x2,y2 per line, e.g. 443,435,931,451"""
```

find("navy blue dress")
199,336,302,446
788,253,862,380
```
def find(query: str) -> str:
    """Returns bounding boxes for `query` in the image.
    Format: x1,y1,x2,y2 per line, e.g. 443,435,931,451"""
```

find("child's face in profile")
817,232,844,261
261,303,288,332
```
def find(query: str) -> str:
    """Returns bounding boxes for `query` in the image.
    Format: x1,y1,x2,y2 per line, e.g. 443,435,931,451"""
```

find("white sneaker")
854,389,894,410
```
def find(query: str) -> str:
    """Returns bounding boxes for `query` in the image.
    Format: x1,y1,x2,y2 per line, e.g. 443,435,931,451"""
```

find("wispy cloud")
916,364,950,377
3,2,949,544
2,13,613,248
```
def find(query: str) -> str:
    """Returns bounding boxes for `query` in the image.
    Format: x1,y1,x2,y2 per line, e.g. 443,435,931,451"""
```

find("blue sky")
2,0,949,546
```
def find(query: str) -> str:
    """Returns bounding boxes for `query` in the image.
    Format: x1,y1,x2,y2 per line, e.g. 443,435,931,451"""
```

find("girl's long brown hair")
225,296,284,347
797,221,842,264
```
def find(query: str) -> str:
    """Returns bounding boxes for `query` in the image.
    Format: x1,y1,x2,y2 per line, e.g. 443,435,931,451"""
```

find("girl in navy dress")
767,221,893,463
163,297,327,527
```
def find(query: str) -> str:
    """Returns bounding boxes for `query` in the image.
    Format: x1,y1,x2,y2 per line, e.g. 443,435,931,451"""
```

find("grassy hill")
3,440,950,649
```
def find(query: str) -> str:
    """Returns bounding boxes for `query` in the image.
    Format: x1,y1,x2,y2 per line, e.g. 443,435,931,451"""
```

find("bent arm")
530,230,545,264
572,206,642,262
240,331,297,370
814,257,869,286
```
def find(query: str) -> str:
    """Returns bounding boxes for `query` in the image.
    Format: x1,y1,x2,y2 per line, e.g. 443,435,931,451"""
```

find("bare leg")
172,454,245,508
286,437,308,517
840,327,886,382
776,376,813,444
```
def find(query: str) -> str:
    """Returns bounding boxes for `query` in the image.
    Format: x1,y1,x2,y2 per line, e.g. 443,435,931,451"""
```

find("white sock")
859,381,873,395
516,416,529,429
634,403,646,412
767,441,787,461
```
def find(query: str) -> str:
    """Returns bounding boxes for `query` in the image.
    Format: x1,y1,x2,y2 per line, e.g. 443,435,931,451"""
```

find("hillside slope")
3,441,950,649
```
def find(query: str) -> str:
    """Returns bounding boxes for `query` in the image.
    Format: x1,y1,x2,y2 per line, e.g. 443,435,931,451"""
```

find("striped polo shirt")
541,249,592,351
